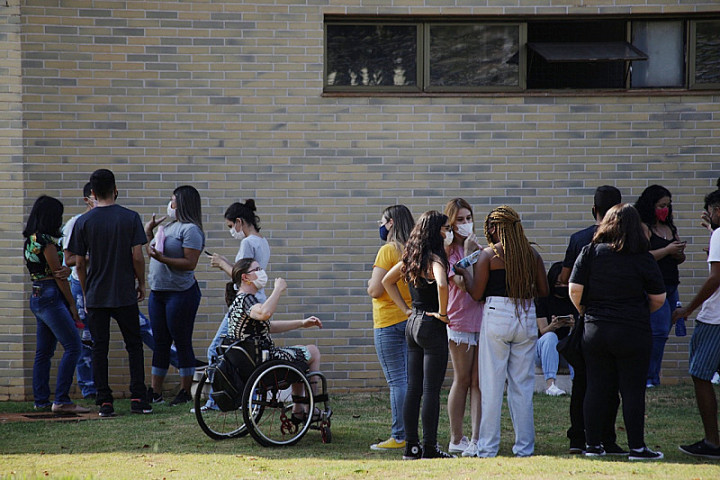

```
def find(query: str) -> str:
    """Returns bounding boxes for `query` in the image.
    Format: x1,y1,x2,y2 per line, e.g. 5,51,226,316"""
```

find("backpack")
208,339,258,412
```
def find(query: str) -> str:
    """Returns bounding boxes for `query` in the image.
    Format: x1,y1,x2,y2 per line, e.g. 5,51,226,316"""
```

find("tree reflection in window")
429,25,520,87
695,21,720,85
326,25,417,87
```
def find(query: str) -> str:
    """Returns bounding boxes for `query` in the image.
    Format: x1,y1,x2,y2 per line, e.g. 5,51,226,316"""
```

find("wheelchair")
194,337,332,447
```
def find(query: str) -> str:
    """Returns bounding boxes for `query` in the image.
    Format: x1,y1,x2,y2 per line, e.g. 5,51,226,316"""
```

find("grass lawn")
1,384,719,479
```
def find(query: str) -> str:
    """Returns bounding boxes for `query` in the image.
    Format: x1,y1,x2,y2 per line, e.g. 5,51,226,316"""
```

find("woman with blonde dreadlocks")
456,205,548,457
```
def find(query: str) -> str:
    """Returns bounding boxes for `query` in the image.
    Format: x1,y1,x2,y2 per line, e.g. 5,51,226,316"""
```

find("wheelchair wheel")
242,360,313,447
194,372,252,440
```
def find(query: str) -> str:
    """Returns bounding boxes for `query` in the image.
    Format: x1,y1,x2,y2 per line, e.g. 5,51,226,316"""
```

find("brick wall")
2,0,719,399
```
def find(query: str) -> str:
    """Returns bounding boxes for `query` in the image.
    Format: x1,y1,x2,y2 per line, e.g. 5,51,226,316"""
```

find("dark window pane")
527,21,626,89
326,25,417,87
695,21,720,85
429,25,520,87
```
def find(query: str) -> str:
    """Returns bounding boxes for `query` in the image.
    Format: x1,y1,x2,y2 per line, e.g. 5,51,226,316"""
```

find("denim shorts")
447,326,479,347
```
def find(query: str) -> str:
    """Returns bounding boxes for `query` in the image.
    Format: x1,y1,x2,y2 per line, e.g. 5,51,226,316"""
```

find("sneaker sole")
370,445,404,451
99,412,116,417
678,446,720,459
402,456,421,460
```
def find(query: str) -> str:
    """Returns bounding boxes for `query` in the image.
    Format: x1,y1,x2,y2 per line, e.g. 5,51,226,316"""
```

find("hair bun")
245,199,256,211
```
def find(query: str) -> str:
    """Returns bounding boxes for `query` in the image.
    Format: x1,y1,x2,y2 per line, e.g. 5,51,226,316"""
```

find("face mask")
252,269,268,290
444,230,454,246
379,224,389,242
655,207,669,223
456,222,473,238
166,201,176,220
229,221,245,240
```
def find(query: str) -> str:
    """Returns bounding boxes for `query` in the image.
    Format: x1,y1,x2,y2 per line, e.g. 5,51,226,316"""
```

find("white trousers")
477,296,537,457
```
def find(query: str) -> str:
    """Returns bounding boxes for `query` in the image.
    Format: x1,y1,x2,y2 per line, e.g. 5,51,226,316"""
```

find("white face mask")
229,221,245,240
456,222,473,238
252,269,268,290
166,201,176,220
444,230,454,246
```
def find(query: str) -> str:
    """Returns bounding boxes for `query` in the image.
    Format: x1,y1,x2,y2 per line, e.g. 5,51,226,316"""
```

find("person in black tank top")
634,185,686,387
382,211,454,460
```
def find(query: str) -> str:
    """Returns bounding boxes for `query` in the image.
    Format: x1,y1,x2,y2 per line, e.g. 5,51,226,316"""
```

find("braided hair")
484,205,538,311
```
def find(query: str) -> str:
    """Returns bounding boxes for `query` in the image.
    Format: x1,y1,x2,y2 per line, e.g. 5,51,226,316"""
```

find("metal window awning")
528,42,648,62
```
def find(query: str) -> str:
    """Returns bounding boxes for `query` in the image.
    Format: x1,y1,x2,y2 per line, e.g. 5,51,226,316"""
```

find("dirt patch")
0,411,111,423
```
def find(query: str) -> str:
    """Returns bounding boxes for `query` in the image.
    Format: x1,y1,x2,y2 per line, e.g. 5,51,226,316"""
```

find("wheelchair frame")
194,339,332,447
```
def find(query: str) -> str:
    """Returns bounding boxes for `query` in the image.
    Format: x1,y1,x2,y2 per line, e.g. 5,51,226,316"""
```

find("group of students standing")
368,183,691,460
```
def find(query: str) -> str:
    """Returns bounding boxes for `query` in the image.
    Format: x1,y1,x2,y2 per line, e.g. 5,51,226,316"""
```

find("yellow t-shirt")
371,243,412,329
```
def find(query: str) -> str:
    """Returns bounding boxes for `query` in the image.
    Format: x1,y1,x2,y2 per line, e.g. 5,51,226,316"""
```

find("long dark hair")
634,184,675,236
593,203,649,254
23,196,64,238
173,185,203,231
401,210,448,287
225,258,255,306
225,199,260,231
382,204,414,254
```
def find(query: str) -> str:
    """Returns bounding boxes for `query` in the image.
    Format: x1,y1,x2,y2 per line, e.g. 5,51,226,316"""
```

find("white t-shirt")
61,213,82,281
696,228,720,325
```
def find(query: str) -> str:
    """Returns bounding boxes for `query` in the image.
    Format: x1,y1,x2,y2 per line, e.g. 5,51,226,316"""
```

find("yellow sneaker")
370,437,406,450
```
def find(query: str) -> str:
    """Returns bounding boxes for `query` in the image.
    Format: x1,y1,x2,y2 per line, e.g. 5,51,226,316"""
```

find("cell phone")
556,315,573,324
204,250,213,257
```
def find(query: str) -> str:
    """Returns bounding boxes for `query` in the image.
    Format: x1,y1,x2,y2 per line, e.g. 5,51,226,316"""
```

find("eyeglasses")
247,267,263,274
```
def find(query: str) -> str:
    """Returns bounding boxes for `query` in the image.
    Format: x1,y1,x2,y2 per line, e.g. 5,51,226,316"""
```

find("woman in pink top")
444,198,484,457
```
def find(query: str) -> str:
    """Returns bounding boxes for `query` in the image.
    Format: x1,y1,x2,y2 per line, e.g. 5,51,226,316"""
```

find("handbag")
556,314,584,367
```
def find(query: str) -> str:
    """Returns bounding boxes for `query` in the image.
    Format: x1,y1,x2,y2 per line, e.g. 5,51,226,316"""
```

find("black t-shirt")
409,277,439,312
67,204,146,308
649,231,680,287
534,295,577,340
562,225,597,269
569,243,665,331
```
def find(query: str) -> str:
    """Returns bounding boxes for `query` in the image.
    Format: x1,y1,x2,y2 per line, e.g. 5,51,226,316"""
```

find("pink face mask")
655,207,669,222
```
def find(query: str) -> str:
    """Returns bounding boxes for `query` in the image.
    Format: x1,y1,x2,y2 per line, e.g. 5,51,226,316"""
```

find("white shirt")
61,213,82,281
696,228,720,325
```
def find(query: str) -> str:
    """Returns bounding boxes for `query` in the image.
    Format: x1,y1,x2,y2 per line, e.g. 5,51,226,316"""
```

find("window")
691,20,720,89
324,16,720,94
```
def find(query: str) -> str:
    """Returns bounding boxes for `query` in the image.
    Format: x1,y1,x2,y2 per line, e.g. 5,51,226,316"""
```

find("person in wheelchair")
225,257,323,422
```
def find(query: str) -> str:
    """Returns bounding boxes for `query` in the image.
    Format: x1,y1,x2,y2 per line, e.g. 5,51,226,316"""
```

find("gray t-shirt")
149,221,205,291
235,234,270,302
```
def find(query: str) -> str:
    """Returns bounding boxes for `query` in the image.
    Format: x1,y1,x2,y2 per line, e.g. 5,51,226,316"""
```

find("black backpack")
208,339,258,412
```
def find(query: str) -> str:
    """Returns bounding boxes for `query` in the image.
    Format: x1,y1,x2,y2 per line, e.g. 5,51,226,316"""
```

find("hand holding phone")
556,315,574,326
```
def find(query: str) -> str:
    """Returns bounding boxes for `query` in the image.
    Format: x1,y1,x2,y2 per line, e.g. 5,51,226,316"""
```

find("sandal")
290,407,322,425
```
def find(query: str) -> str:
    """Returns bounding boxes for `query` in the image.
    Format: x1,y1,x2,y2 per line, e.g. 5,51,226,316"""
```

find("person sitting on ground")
535,262,576,397
224,258,322,420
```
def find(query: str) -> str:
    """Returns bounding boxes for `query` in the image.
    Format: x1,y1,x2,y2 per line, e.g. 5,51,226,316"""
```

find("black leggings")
404,310,448,447
582,321,651,449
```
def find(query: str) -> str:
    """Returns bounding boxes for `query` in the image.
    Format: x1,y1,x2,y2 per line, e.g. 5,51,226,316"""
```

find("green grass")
1,385,719,479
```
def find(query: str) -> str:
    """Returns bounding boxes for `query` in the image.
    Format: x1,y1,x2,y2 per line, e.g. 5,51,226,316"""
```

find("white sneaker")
712,372,720,385
545,383,566,396
448,436,470,453
462,441,479,457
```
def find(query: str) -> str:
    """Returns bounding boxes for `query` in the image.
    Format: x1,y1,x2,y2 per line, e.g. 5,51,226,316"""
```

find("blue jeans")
374,321,407,441
139,312,179,368
148,282,201,378
70,278,96,398
535,332,573,381
30,281,82,407
647,285,678,386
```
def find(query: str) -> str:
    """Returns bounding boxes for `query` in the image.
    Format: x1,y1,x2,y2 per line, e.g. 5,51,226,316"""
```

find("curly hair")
401,210,449,287
634,185,676,237
484,205,538,306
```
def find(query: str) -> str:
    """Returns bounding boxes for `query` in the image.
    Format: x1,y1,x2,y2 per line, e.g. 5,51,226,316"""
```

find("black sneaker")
402,443,422,460
169,389,192,407
98,402,116,417
584,445,606,457
422,443,456,459
130,399,153,414
147,387,164,404
603,442,629,456
628,446,663,460
569,439,585,454
679,440,720,459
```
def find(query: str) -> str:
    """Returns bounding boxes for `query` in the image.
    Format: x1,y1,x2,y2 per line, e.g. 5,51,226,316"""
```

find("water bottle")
675,301,687,337
454,250,482,272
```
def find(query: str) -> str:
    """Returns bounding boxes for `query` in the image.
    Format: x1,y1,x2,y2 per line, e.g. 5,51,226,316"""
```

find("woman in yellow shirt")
367,205,415,451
